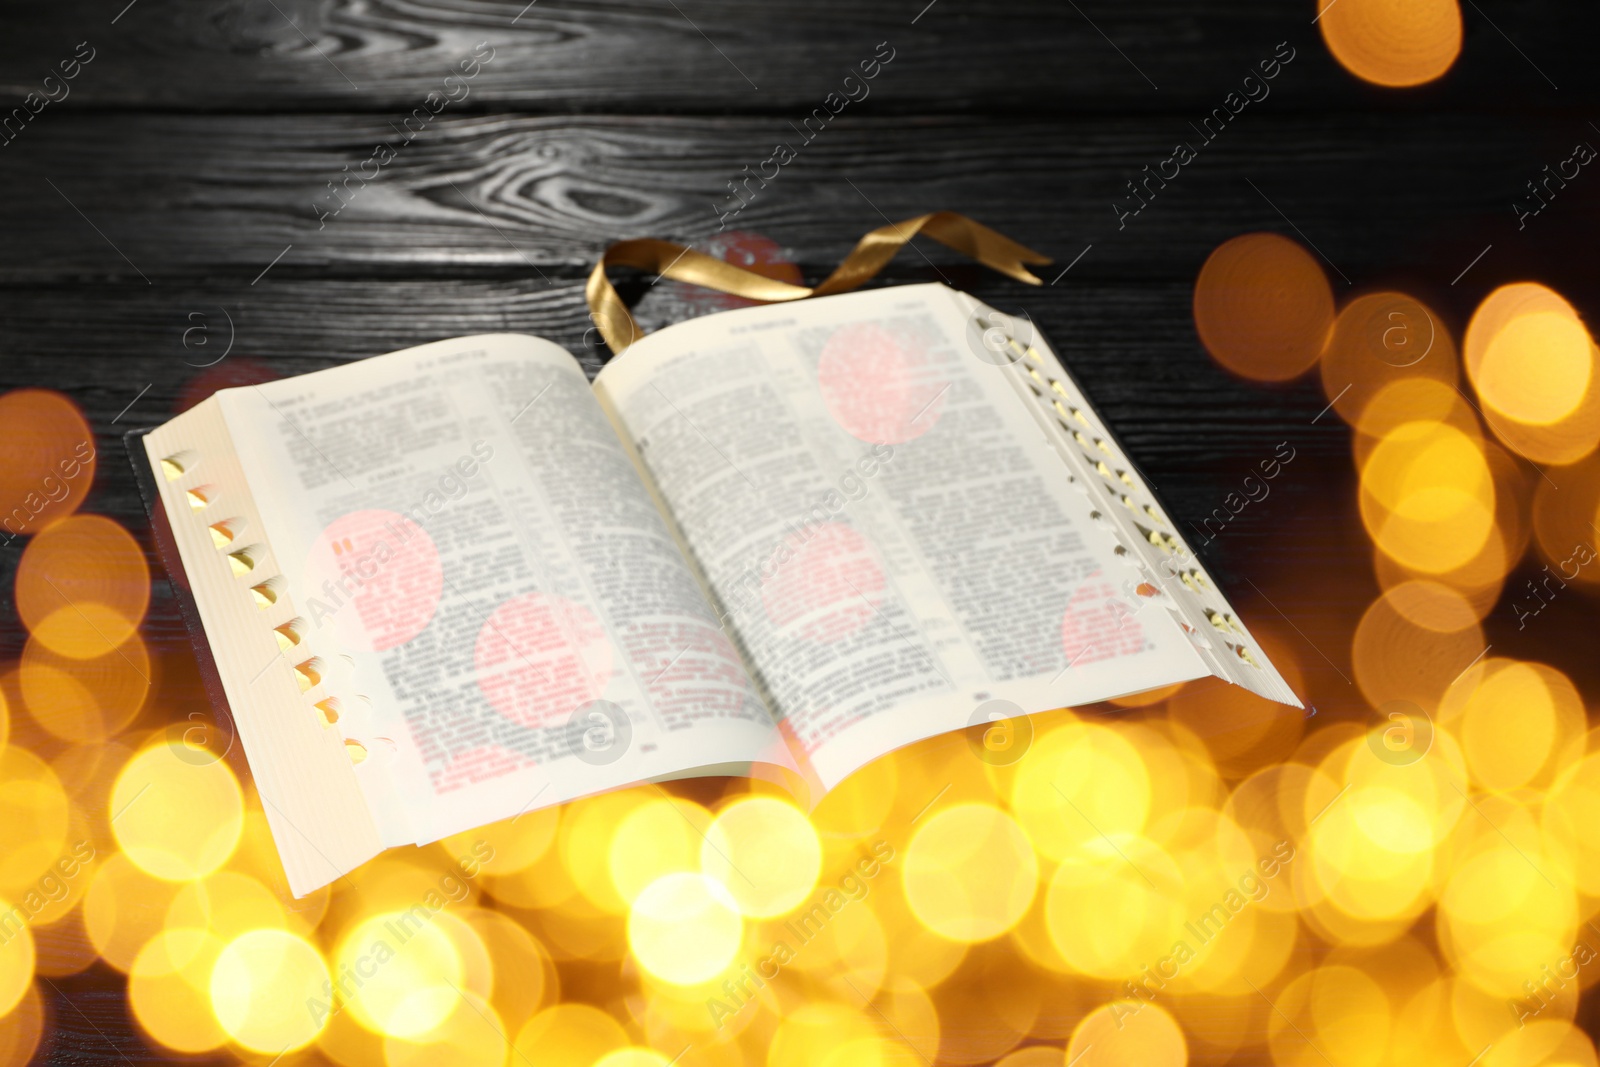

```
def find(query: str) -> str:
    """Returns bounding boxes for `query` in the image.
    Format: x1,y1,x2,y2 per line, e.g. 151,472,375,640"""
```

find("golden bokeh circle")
902,802,1037,943
15,514,149,659
0,746,71,898
0,896,35,1018
1465,283,1600,464
701,796,821,919
21,629,151,744
383,988,510,1067
627,872,742,986
0,389,95,537
209,927,331,1052
1318,0,1462,87
1322,291,1458,427
1193,233,1334,382
127,927,228,1053
111,740,244,882
333,911,464,1039
512,1003,629,1067
1068,999,1188,1066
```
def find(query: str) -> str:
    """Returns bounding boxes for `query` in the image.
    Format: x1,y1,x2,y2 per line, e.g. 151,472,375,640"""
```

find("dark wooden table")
4,0,1600,1061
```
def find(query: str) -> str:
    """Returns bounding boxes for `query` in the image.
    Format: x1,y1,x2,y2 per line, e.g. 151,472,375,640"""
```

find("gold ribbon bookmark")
585,211,1052,355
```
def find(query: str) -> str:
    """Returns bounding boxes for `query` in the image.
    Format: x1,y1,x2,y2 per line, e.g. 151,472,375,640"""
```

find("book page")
218,334,787,846
596,284,1216,790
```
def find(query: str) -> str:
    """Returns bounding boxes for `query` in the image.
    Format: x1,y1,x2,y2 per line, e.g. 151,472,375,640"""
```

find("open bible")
142,282,1300,896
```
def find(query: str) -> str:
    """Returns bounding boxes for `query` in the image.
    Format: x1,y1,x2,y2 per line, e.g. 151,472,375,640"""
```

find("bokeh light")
1193,232,1334,381
1439,659,1585,794
627,872,742,985
1009,719,1149,859
903,802,1037,943
1360,417,1495,573
15,514,149,659
0,982,45,1067
1318,0,1462,87
1069,999,1187,1066
0,898,35,1018
21,628,151,743
209,928,331,1051
0,389,95,535
1352,580,1483,711
333,911,464,1038
1465,283,1600,465
701,796,821,918
1321,291,1458,427
128,927,228,1053
110,740,244,881
0,746,70,900
384,989,509,1067
513,1003,629,1067
83,852,189,972
1045,835,1184,978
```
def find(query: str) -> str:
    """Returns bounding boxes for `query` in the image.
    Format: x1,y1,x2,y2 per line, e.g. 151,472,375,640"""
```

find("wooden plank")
0,0,1590,113
5,111,1594,290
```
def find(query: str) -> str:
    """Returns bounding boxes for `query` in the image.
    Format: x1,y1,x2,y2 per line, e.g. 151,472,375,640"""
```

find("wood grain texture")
0,0,1592,112
5,111,1599,291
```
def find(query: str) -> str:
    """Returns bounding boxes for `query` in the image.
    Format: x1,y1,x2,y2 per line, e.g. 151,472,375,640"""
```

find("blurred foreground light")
21,628,150,743
384,989,509,1067
0,982,44,1067
1439,659,1585,794
1438,842,1577,997
928,943,1042,1062
15,514,149,659
1166,634,1305,779
701,796,821,918
1270,964,1392,1066
209,928,330,1052
594,1049,672,1067
782,891,889,1004
166,870,296,941
1010,720,1149,859
609,797,711,909
1045,835,1185,979
111,740,244,882
1068,1000,1187,1066
334,912,463,1039
1351,580,1483,712
0,897,34,1018
128,927,228,1053
1317,0,1462,86
1307,768,1438,924
627,872,742,986
1359,418,1495,573
561,788,659,915
0,747,70,899
768,1003,886,1067
1321,292,1458,427
1465,283,1600,464
443,807,558,879
1193,233,1334,382
903,802,1037,943
83,853,188,972
512,1003,629,1067
0,389,95,537
1545,752,1600,897
459,907,555,1026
